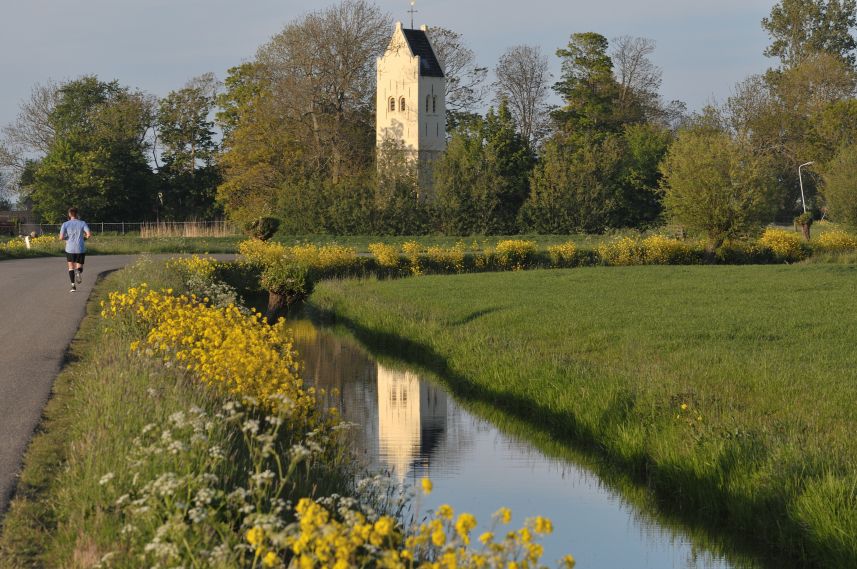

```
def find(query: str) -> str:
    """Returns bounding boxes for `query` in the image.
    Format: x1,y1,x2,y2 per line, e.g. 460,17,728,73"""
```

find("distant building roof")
402,28,444,78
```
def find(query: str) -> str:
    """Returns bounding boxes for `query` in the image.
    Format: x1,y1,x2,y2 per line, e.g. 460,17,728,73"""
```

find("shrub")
315,245,359,274
243,217,281,241
714,240,772,264
425,242,466,274
495,240,537,270
597,237,644,266
238,238,287,267
368,242,401,269
813,229,857,253
758,227,807,262
548,241,577,267
402,241,423,275
641,235,697,265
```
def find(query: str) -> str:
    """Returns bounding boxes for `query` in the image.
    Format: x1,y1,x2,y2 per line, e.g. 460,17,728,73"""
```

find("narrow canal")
289,319,755,569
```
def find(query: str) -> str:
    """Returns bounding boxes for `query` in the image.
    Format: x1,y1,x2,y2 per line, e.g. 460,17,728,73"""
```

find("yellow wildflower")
495,507,512,525
262,551,279,567
437,504,454,520
246,526,264,546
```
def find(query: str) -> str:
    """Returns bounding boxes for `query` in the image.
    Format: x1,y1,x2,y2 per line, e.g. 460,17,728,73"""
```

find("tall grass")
309,265,857,568
139,220,236,238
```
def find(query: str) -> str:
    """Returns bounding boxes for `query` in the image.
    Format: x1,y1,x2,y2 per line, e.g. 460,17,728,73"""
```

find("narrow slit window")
432,96,436,113
389,97,395,112
399,97,406,112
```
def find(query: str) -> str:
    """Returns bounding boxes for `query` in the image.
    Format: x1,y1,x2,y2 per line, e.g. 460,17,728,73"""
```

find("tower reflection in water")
290,319,461,481
376,365,446,479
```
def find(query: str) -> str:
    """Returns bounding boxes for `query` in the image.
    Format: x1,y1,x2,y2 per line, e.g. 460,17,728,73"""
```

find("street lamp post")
798,161,814,214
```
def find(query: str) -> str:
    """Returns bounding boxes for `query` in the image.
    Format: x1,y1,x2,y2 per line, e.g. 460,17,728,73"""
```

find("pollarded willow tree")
660,128,778,250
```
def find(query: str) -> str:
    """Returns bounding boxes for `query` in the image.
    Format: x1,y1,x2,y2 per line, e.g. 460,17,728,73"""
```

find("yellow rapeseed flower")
533,516,553,535
495,507,512,525
455,513,477,544
437,504,454,520
421,477,433,494
262,551,279,567
246,526,265,546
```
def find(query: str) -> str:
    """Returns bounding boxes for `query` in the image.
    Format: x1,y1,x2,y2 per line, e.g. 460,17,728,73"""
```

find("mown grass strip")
308,265,857,568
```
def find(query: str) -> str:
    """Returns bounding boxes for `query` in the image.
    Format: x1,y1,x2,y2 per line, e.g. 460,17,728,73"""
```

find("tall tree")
157,73,221,219
762,0,857,67
25,76,157,222
373,139,427,234
493,45,552,147
255,0,390,183
518,131,628,233
620,123,671,227
158,73,218,174
552,32,622,134
611,36,662,123
821,143,857,225
429,27,489,120
0,81,62,190
434,101,535,234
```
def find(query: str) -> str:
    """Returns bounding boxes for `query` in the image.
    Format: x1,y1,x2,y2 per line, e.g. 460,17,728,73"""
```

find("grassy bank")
0,259,349,567
309,265,857,568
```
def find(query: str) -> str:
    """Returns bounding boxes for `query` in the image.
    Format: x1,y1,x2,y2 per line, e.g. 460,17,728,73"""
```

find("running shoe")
70,284,77,292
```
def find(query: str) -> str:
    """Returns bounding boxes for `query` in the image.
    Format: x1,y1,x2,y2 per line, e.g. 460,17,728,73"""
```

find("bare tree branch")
493,44,552,146
429,27,488,116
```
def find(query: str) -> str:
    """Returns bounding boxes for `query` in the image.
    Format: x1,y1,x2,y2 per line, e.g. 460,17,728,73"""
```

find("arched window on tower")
432,96,437,113
426,95,431,113
389,97,395,112
399,97,406,112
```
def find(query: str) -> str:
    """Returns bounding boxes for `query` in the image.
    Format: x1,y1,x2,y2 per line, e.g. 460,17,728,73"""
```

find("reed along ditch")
285,317,759,569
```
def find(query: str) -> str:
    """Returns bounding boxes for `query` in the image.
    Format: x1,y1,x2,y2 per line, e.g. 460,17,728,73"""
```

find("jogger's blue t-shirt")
60,219,90,254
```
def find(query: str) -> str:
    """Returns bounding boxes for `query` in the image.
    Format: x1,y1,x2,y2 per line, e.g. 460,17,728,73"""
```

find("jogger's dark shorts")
66,253,85,264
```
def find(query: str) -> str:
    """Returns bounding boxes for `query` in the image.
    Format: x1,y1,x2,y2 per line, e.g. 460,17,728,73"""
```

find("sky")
0,0,775,130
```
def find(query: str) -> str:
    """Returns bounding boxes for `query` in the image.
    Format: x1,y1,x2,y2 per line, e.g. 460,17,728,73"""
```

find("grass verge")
308,265,857,568
0,259,347,567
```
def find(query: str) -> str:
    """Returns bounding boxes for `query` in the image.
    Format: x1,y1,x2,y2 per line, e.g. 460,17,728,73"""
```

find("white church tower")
376,21,446,193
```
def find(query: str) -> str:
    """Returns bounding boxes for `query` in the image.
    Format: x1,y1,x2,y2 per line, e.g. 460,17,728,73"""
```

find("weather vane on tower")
408,0,418,29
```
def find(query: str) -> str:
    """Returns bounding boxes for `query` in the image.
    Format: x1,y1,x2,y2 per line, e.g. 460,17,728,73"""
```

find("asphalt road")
0,255,141,517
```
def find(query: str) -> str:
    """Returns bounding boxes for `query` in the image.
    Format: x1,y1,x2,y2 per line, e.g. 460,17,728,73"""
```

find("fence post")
101,222,104,234
122,222,125,234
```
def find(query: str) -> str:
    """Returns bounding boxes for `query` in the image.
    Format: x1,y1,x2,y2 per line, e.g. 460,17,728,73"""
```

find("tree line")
3,0,857,242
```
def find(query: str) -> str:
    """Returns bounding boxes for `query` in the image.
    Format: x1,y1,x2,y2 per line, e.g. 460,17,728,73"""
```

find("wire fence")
16,220,237,238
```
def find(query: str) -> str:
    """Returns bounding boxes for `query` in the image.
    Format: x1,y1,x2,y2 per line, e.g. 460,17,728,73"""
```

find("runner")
58,207,91,292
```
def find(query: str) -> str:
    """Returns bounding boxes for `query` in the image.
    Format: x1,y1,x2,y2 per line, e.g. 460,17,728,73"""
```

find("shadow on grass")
303,302,833,569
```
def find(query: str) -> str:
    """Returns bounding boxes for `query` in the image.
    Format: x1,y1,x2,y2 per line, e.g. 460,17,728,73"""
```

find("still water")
290,319,749,569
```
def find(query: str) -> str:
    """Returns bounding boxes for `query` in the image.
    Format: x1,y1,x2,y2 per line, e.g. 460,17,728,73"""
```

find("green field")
309,265,857,567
